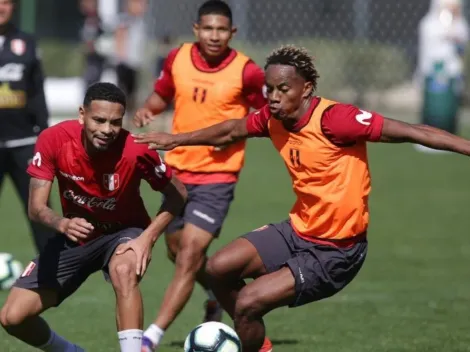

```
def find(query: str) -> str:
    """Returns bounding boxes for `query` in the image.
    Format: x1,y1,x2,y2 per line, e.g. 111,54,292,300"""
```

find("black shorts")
14,227,142,306
244,220,367,307
166,183,235,236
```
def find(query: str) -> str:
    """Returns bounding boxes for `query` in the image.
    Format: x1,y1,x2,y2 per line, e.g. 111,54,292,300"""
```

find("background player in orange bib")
134,45,470,352
132,1,268,351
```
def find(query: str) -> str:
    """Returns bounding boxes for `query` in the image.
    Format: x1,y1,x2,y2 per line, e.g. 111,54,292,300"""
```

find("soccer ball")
184,322,241,352
0,253,23,290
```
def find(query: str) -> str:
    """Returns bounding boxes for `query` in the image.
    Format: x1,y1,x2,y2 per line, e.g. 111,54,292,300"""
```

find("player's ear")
192,22,200,39
78,106,85,125
231,26,237,36
302,82,313,99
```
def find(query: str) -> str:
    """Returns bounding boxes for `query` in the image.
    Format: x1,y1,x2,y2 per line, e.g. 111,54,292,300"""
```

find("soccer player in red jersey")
0,83,187,352
134,45,470,352
133,1,269,351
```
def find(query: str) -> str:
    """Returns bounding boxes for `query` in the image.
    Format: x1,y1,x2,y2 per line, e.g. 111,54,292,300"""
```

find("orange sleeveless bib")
268,98,371,241
165,43,250,173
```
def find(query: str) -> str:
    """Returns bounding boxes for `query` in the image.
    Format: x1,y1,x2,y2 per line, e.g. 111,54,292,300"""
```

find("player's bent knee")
0,305,10,328
234,288,264,319
206,253,230,281
109,257,138,293
111,261,137,282
0,303,27,329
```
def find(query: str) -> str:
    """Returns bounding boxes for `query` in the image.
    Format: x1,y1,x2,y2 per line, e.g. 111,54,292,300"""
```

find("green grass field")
1,135,470,351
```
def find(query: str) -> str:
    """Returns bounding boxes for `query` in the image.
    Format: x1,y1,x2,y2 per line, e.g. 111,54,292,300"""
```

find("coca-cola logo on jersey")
63,190,116,211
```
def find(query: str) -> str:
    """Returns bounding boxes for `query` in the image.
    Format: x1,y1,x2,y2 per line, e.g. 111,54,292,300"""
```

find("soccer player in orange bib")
133,1,267,351
134,45,470,352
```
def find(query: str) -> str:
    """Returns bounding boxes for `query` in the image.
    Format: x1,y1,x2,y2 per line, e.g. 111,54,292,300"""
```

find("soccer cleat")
203,299,223,322
141,336,156,352
259,337,273,352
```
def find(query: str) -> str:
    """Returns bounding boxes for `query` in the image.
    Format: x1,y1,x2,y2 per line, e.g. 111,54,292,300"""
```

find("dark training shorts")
14,227,142,306
165,182,236,236
244,220,367,307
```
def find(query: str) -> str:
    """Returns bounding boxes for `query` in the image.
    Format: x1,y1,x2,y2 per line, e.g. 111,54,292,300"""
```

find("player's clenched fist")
60,218,94,242
133,131,181,151
133,108,156,128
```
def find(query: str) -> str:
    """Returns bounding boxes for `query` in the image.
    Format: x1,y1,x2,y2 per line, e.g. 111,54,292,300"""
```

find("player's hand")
115,235,153,276
133,108,156,128
132,132,181,151
61,218,94,242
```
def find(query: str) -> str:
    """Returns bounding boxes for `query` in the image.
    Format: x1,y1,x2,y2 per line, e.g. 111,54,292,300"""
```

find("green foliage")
38,40,84,77
232,38,410,96
37,37,411,96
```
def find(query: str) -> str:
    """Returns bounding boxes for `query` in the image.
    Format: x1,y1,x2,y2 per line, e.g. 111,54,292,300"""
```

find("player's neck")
284,97,315,127
83,141,97,157
198,45,230,67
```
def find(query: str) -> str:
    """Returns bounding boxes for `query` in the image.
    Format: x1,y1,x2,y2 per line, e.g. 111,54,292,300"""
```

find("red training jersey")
27,120,172,241
246,97,383,143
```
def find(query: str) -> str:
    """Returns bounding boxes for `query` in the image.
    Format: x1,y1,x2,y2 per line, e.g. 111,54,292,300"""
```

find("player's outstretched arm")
116,176,187,275
173,117,250,146
133,92,169,128
380,118,470,155
28,177,94,242
134,117,250,150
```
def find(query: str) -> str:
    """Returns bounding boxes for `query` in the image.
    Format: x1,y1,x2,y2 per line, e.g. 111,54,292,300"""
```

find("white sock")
206,289,217,301
39,330,83,352
143,324,165,346
118,329,143,352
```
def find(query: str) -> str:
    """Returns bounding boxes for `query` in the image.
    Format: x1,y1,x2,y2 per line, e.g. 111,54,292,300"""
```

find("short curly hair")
83,82,126,110
265,45,320,93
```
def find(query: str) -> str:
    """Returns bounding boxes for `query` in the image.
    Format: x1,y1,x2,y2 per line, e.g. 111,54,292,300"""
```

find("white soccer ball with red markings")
184,322,241,352
0,253,23,290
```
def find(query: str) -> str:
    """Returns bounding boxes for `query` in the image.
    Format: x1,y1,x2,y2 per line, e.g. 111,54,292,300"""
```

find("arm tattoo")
35,207,65,232
29,178,66,232
30,178,50,190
